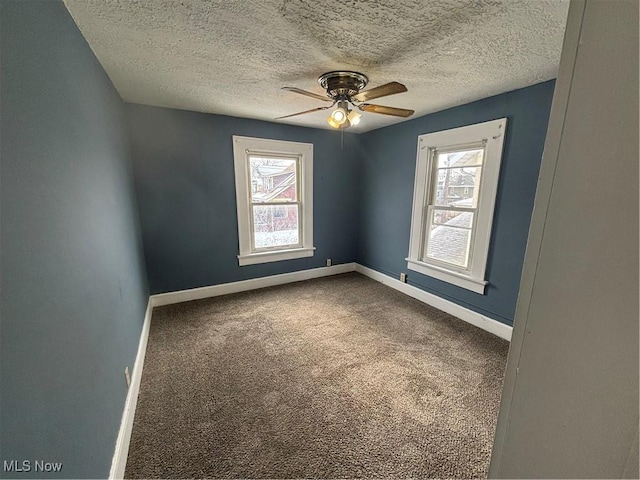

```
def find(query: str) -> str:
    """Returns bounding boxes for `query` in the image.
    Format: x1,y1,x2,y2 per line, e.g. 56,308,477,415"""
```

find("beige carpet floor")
125,272,508,478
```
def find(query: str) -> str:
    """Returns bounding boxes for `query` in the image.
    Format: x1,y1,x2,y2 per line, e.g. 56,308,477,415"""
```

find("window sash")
246,153,302,252
249,201,302,251
247,153,301,203
422,145,485,272
423,205,478,271
431,147,485,206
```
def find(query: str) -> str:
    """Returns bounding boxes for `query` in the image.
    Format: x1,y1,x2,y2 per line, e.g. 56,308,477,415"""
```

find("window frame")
406,118,507,294
233,136,314,266
248,152,302,252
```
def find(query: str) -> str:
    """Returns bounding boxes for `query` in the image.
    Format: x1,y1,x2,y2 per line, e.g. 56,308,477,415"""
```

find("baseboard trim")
354,264,512,341
109,299,153,480
150,263,357,307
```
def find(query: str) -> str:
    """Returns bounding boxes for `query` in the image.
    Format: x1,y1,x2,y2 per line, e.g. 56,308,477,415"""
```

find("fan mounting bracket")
318,71,368,100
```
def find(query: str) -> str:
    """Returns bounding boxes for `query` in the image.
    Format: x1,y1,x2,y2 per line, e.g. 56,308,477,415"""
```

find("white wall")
489,0,639,477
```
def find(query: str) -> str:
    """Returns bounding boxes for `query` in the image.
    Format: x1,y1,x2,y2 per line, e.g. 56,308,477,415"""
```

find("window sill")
238,247,315,266
405,258,487,294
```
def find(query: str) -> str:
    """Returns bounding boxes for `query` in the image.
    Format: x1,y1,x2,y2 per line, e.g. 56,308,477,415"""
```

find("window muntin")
406,119,507,294
233,136,314,266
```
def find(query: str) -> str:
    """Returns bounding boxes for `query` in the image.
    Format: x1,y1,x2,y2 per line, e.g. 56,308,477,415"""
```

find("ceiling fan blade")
359,104,415,117
281,87,332,102
275,105,332,120
352,82,408,102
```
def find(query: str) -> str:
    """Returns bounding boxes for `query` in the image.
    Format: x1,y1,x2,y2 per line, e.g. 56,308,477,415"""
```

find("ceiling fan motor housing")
318,71,368,100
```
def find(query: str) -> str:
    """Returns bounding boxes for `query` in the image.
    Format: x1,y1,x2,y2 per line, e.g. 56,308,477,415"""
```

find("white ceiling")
63,0,569,133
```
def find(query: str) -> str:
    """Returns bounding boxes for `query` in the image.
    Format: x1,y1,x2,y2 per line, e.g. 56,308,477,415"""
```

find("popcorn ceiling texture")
63,0,568,133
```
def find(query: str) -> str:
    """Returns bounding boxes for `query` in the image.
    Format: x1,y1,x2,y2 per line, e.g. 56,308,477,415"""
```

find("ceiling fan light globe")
347,110,361,126
330,108,347,124
326,116,341,128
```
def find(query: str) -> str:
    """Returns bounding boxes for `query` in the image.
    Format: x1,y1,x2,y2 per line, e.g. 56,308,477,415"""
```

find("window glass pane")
433,166,482,207
253,204,299,249
432,209,473,228
249,156,297,203
426,222,472,268
436,148,483,169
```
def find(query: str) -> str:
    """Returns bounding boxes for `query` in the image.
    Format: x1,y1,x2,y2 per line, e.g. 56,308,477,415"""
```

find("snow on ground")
255,230,299,249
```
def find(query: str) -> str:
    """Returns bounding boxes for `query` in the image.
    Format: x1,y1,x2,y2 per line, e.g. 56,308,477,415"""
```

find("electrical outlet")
326,259,332,267
124,367,131,388
400,273,407,283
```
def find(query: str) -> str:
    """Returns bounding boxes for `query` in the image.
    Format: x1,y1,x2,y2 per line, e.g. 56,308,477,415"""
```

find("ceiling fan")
277,71,414,129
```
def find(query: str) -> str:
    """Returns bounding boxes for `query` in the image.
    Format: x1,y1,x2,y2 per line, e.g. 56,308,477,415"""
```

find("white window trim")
233,136,314,266
406,118,507,294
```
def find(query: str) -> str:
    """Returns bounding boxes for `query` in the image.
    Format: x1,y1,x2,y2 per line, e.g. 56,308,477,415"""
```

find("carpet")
125,272,508,478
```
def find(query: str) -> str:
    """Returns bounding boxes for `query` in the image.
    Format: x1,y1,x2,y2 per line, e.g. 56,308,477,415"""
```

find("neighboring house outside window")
406,118,507,294
232,136,314,266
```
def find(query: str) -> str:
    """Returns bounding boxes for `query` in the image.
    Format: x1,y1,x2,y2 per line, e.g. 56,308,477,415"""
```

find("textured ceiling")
63,0,569,133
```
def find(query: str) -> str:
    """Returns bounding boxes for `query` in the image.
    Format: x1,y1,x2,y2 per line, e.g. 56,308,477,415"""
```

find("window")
406,118,507,294
233,136,314,266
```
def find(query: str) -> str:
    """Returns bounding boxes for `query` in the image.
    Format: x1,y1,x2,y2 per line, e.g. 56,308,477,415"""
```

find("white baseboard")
355,264,512,341
150,263,357,307
109,299,153,480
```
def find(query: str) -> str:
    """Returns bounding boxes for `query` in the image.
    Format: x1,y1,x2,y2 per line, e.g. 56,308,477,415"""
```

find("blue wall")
126,105,361,294
0,1,149,477
357,81,556,325
127,82,554,322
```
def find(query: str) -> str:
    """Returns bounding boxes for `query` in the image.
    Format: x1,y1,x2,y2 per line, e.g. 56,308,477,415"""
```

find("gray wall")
490,0,639,477
126,105,361,294
0,1,149,478
357,81,555,325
